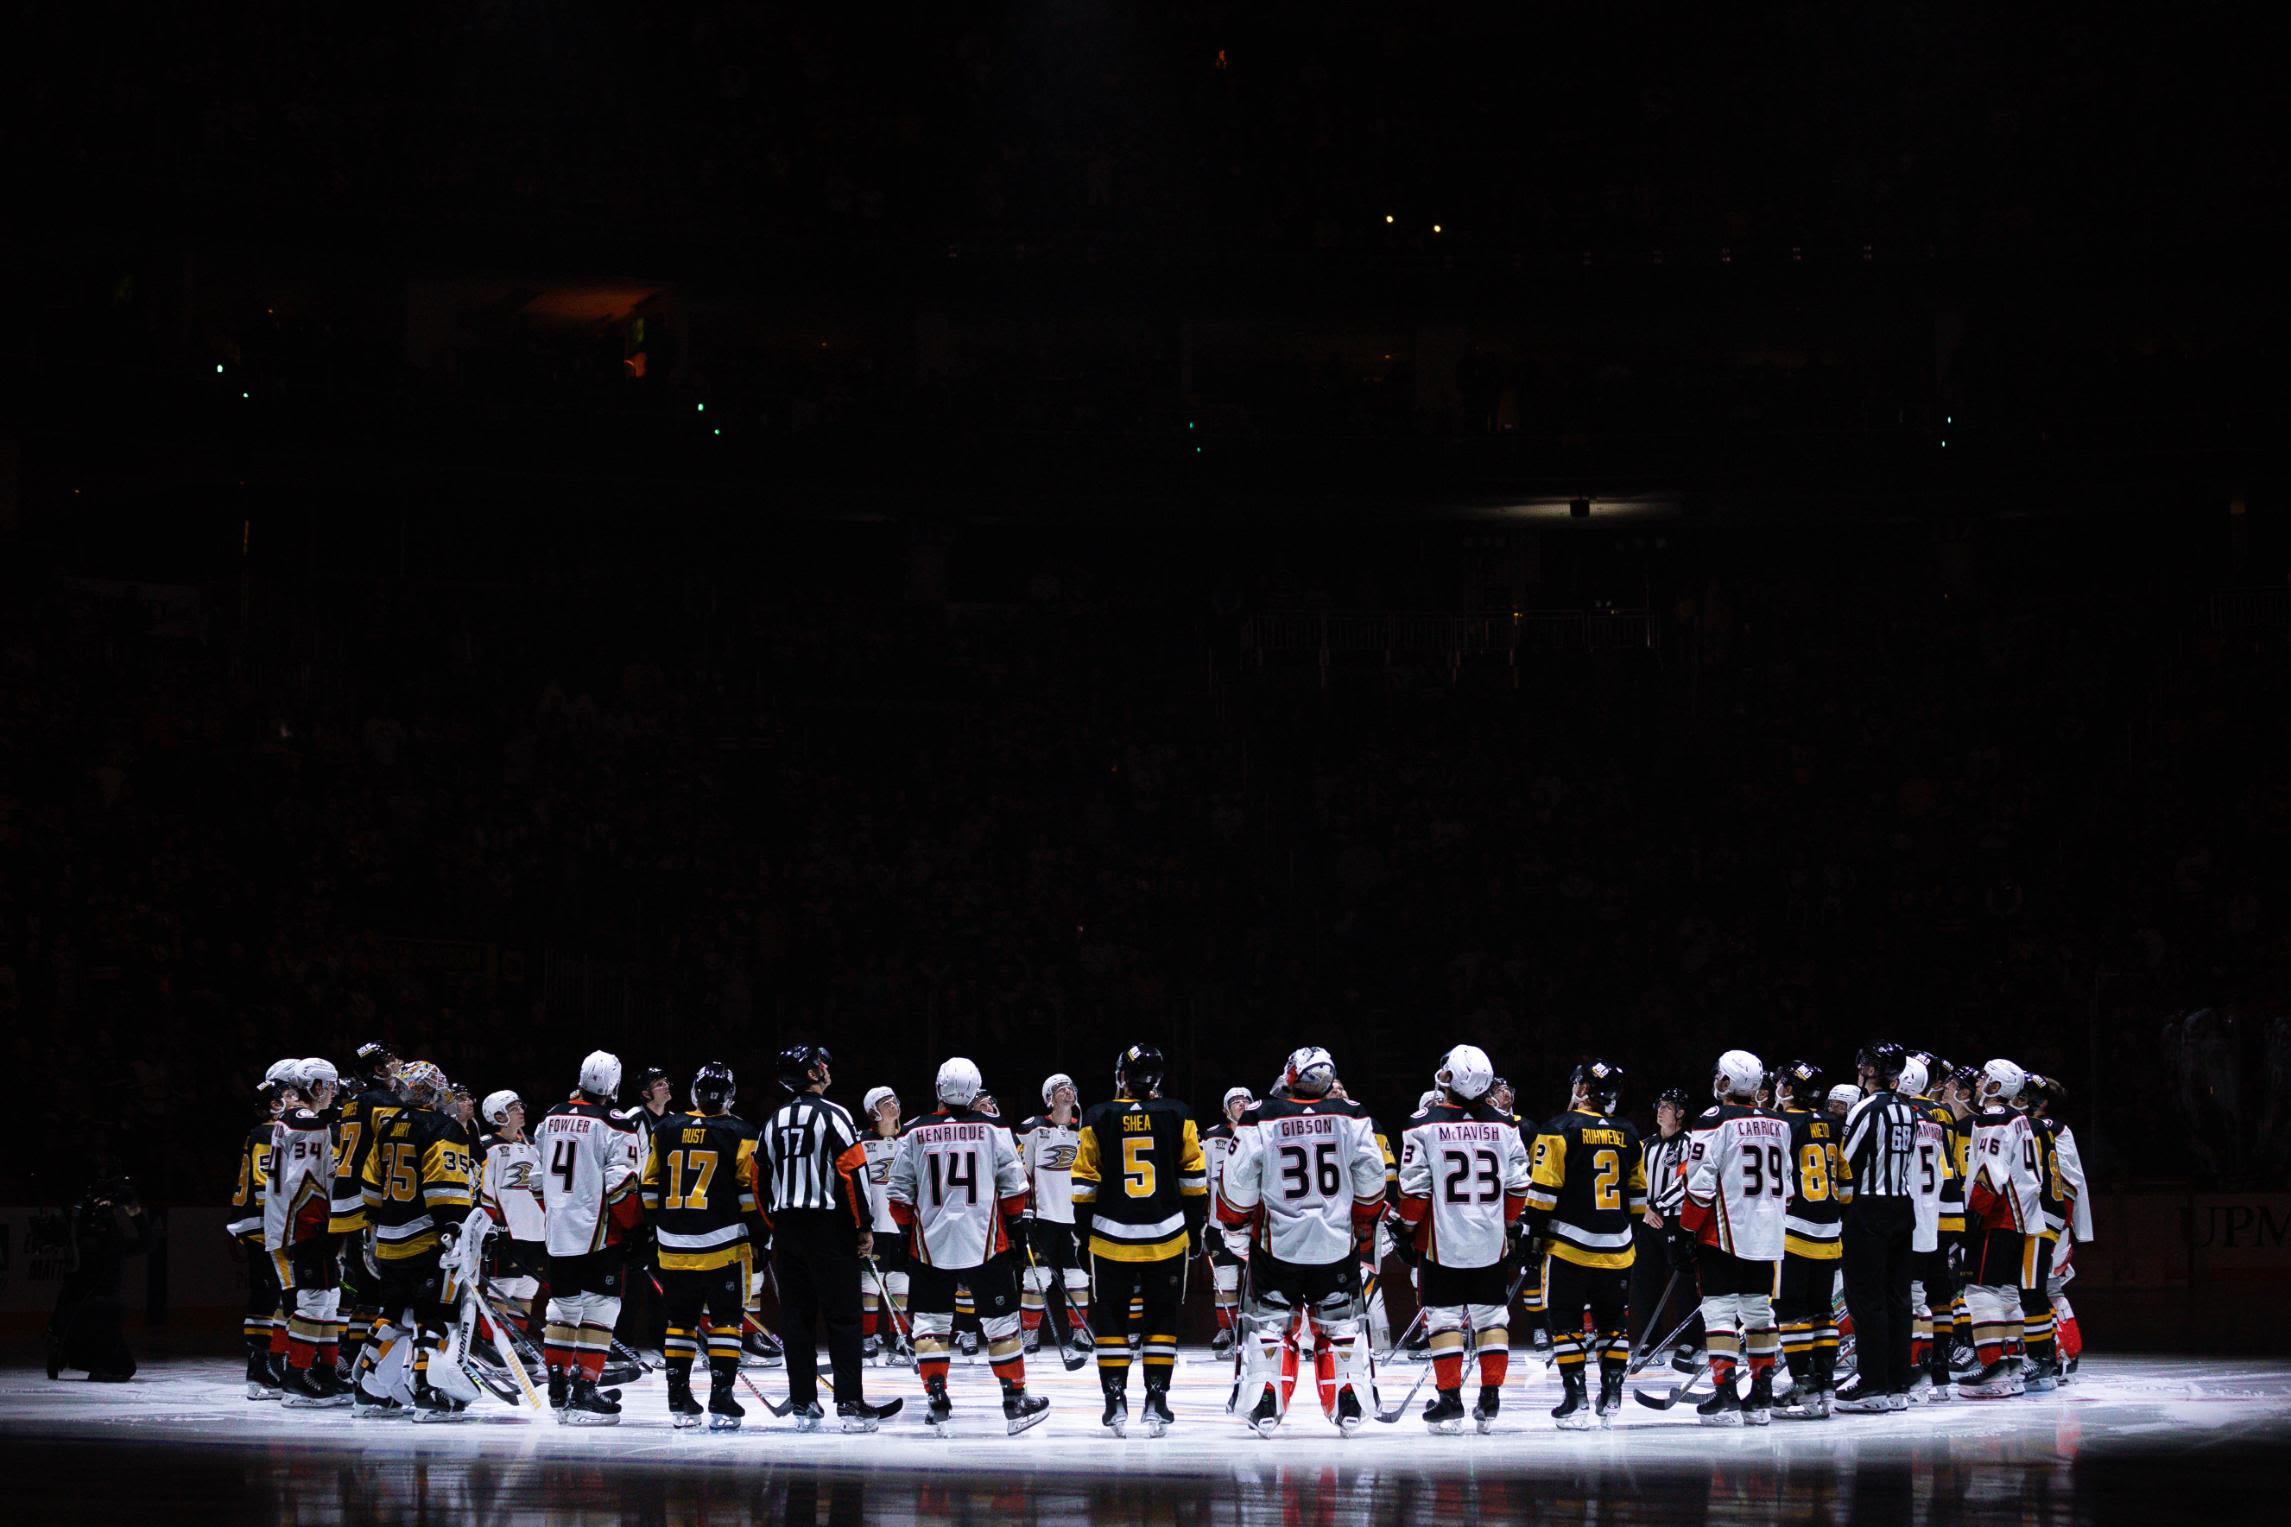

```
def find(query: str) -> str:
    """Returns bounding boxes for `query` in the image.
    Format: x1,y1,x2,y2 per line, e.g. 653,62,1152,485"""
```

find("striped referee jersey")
1841,1088,1920,1202
758,1091,870,1224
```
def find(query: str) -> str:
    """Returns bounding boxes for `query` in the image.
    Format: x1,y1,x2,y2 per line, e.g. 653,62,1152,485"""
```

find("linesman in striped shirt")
1836,1042,1920,1411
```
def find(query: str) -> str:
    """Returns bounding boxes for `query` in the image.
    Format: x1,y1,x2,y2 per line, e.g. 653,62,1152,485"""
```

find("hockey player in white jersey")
268,1058,349,1407
857,1086,910,1362
534,1050,643,1423
2026,1075,2093,1378
888,1058,1050,1435
1960,1059,2047,1397
1216,1046,1388,1435
1680,1048,1793,1426
478,1091,546,1340
1897,1056,1957,1404
1395,1044,1532,1434
1201,1085,1255,1354
1015,1074,1092,1354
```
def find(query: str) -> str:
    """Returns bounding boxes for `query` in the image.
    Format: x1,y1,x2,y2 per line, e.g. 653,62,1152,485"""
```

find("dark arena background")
3,4,2288,1524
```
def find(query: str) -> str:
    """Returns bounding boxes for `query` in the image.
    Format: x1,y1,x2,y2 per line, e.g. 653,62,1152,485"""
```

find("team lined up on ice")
226,1036,2088,1435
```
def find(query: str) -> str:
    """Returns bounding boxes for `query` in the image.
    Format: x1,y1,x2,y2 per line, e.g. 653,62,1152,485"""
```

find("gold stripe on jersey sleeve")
1178,1119,1208,1196
1071,1124,1102,1205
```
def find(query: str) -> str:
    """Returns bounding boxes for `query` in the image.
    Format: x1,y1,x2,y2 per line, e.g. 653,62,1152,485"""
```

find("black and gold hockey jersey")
1071,1094,1207,1263
228,1119,275,1245
1524,1106,1648,1270
1781,1108,1845,1262
641,1109,762,1273
1937,1102,1975,1236
330,1082,403,1235
360,1105,475,1262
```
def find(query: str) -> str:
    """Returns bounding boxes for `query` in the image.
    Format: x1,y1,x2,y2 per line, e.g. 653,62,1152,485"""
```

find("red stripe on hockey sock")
920,1357,950,1384
1749,1352,1776,1376
1433,1352,1465,1390
991,1356,1026,1383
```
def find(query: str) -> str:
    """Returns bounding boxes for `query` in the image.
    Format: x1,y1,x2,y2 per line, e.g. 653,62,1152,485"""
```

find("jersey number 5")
1124,1136,1158,1198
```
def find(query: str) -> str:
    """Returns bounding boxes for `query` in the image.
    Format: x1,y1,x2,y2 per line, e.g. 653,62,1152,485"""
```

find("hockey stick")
1021,1237,1091,1372
1622,1274,1687,1378
1375,1325,1464,1423
464,1280,547,1411
864,1256,917,1368
1379,1305,1429,1365
446,1214,544,1412
1376,1252,1530,1423
641,1267,797,1417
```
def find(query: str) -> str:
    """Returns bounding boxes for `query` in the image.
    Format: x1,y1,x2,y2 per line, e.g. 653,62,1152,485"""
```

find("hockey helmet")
1114,1044,1166,1099
1979,1058,2028,1107
1438,1044,1496,1101
262,1056,300,1093
1713,1048,1765,1101
1042,1073,1078,1109
1774,1059,1824,1109
1856,1042,1907,1085
397,1060,452,1109
1222,1086,1256,1118
1283,1045,1337,1099
936,1056,984,1108
1897,1055,1930,1098
294,1057,340,1099
777,1043,832,1093
577,1050,623,1102
631,1065,671,1099
1417,1088,1445,1113
1826,1083,1862,1112
691,1061,736,1112
863,1085,900,1119
1655,1085,1693,1114
1571,1057,1625,1113
354,1041,400,1083
480,1090,523,1128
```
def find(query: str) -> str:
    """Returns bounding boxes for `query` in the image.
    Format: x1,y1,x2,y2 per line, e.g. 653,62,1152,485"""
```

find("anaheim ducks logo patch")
1038,1143,1079,1171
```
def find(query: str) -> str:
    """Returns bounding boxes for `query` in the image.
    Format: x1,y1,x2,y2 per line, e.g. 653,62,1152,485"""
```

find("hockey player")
889,1058,1048,1435
535,1051,645,1423
1015,1074,1090,1354
269,1058,350,1407
1826,1084,1860,1119
2025,1075,2093,1377
329,1041,401,1380
1071,1044,1209,1437
1959,1059,2046,1398
232,1061,292,1399
1935,1062,1982,1366
1898,1055,1958,1402
356,1061,480,1421
1680,1049,1792,1426
857,1086,911,1362
478,1091,546,1338
1396,1045,1532,1434
643,1061,763,1431
1522,1058,1645,1431
1201,1086,1255,1354
1637,1086,1697,1366
2019,1076,2069,1392
1218,1045,1386,1436
1770,1059,1844,1419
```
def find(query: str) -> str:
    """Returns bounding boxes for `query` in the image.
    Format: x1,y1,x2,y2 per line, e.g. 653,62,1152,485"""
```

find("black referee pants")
773,1211,867,1408
1842,1197,1915,1394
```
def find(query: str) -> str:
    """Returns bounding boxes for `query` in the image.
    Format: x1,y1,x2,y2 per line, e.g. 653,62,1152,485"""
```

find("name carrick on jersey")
1396,1100,1532,1269
265,1106,338,1253
229,1119,276,1243
642,1110,762,1273
1015,1113,1082,1225
1072,1095,1209,1263
1524,1107,1648,1270
329,1083,402,1234
535,1097,642,1257
1909,1100,1956,1253
1967,1106,2043,1235
1218,1095,1386,1267
1780,1108,1845,1262
360,1105,476,1262
479,1134,546,1243
888,1106,1029,1270
861,1133,903,1235
1683,1103,1793,1262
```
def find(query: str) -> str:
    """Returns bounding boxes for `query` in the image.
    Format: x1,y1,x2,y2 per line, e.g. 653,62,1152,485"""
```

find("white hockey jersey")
2051,1123,2094,1242
480,1134,546,1243
535,1097,641,1257
888,1106,1029,1270
1968,1107,2043,1235
264,1108,335,1252
1202,1122,1240,1225
1015,1113,1081,1225
1396,1101,1532,1269
1910,1103,1952,1254
1217,1096,1387,1267
1683,1104,1793,1262
861,1133,903,1235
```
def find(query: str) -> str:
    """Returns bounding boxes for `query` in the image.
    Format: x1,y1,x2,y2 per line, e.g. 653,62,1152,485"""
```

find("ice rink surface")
6,1349,2288,1525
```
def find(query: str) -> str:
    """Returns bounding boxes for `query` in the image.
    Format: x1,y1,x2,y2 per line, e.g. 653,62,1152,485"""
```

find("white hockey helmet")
1418,1088,1445,1113
936,1056,983,1108
1436,1044,1495,1101
1978,1058,2028,1107
1827,1083,1862,1109
1222,1085,1256,1115
262,1057,300,1092
1714,1048,1765,1101
863,1085,900,1118
294,1057,340,1097
1283,1045,1337,1098
1896,1056,1930,1098
578,1049,623,1102
1042,1073,1077,1108
481,1089,523,1128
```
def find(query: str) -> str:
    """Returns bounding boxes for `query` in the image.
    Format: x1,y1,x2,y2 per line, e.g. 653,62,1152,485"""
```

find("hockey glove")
1666,1226,1697,1274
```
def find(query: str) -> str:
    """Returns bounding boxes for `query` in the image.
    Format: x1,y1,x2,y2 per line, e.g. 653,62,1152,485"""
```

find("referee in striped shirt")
1837,1042,1920,1410
759,1043,879,1423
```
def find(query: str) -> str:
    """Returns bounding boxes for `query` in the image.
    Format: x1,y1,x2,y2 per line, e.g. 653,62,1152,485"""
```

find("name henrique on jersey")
1781,1108,1845,1262
1218,1095,1386,1267
535,1097,642,1257
642,1110,762,1273
1015,1113,1081,1225
480,1134,546,1243
1072,1096,1209,1263
1396,1101,1532,1269
1682,1104,1793,1262
360,1106,476,1262
266,1105,338,1252
1967,1106,2044,1236
1525,1107,1649,1270
888,1107,1029,1270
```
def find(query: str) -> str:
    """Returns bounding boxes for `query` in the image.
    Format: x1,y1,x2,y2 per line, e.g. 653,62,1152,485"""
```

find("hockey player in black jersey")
642,1062,763,1430
1524,1059,1647,1430
1771,1059,1844,1418
231,1060,293,1399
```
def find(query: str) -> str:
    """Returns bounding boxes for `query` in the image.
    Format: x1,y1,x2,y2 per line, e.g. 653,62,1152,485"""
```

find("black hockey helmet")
2022,1072,2062,1111
1855,1042,1907,1085
1570,1058,1625,1113
631,1065,671,1099
354,1041,399,1083
691,1060,736,1112
1944,1061,1980,1097
1775,1058,1825,1107
777,1043,832,1092
1655,1085,1693,1112
1115,1043,1166,1098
